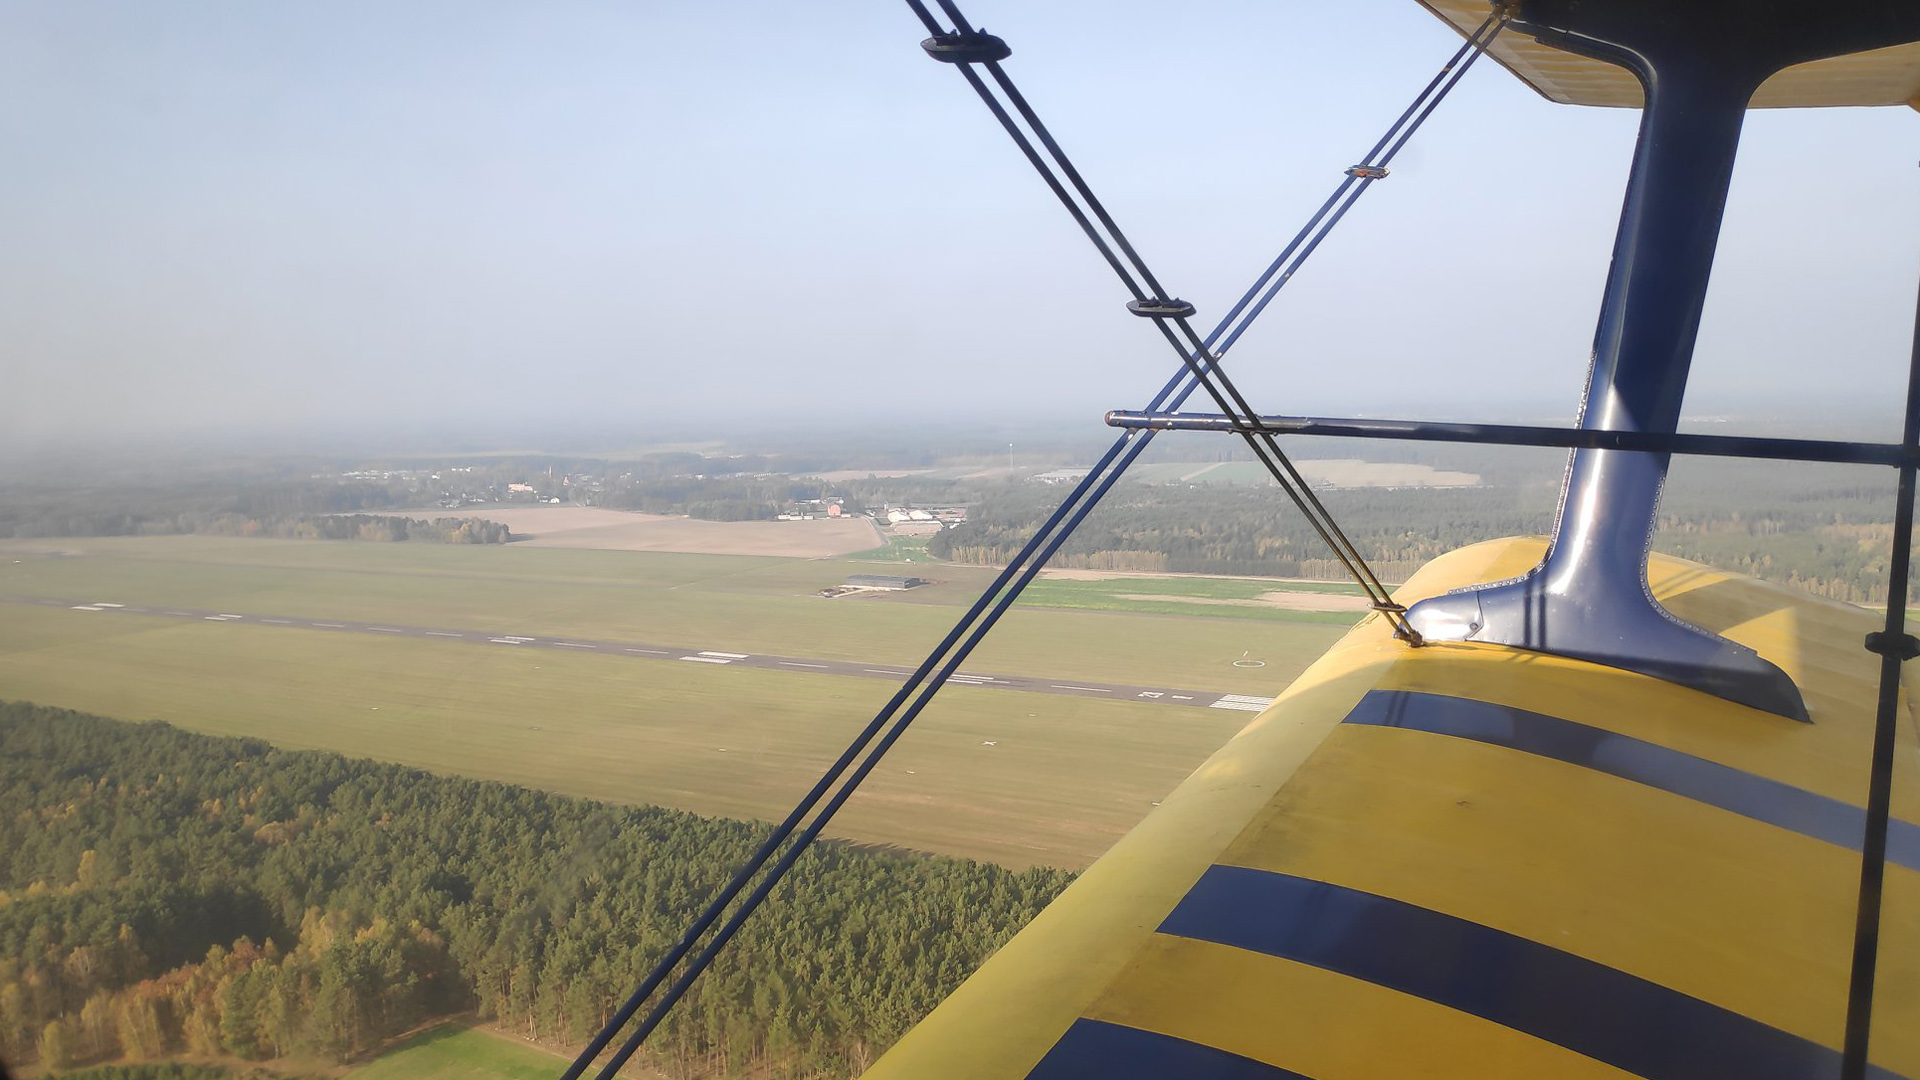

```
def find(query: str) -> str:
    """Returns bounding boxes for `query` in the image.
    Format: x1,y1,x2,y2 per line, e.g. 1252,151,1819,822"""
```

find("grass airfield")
0,535,1349,868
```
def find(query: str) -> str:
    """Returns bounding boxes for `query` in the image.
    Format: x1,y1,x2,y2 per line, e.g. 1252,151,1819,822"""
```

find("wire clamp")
1126,298,1196,319
1346,164,1390,180
1864,631,1920,660
921,30,1011,64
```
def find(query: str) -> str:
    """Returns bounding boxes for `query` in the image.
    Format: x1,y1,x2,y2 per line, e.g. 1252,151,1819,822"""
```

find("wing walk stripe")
1160,866,1908,1080
1346,689,1920,871
1027,1018,1310,1080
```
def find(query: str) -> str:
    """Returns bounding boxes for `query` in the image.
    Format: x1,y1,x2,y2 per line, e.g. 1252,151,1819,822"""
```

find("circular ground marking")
1232,659,1266,668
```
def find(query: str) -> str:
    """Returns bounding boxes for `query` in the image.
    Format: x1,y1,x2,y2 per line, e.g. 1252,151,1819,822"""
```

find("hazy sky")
3,0,1918,450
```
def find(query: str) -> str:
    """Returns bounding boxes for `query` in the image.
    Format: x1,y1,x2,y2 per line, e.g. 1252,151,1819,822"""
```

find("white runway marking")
19,592,1248,710
1209,694,1274,712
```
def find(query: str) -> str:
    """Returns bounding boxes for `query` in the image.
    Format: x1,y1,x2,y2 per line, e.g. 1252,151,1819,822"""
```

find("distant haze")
4,0,1918,451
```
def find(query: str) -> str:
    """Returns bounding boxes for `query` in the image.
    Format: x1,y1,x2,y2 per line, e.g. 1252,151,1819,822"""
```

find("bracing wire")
919,0,1505,637
560,11,1500,1076
1838,260,1920,1080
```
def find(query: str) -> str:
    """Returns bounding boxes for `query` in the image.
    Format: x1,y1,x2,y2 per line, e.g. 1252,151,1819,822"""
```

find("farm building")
845,574,927,591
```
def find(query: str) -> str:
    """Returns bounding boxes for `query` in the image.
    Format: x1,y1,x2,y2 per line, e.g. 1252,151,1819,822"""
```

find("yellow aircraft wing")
1416,0,1920,108
862,539,1920,1079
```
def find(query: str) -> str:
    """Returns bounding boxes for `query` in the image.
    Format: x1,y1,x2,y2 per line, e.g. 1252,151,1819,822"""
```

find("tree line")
0,479,423,542
926,467,1915,603
0,702,1070,1078
196,514,511,545
45,1066,315,1080
927,481,1556,582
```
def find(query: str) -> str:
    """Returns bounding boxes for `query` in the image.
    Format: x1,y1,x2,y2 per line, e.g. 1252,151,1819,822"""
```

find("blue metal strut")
1407,0,1920,722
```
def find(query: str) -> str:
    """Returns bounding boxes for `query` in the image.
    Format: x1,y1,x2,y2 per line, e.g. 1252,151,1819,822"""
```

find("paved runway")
7,595,1276,713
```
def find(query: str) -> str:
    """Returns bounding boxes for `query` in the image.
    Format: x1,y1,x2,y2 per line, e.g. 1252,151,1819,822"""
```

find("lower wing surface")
862,538,1920,1080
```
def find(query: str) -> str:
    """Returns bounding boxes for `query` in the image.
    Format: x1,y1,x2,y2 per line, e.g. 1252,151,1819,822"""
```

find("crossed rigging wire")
561,9,1504,1078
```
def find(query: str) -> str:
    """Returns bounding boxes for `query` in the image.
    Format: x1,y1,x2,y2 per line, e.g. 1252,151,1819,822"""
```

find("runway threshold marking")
1209,694,1275,712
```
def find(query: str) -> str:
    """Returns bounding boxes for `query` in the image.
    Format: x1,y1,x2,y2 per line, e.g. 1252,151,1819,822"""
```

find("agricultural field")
0,536,1354,867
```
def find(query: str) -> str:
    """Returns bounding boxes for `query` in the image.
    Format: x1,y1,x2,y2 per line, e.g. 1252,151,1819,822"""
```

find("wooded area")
928,461,1914,604
196,514,511,545
0,703,1070,1078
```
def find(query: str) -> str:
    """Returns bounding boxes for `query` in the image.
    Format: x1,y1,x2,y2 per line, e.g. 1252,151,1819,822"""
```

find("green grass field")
0,537,1347,682
1014,576,1365,623
839,534,935,562
346,1024,643,1080
0,537,1352,867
